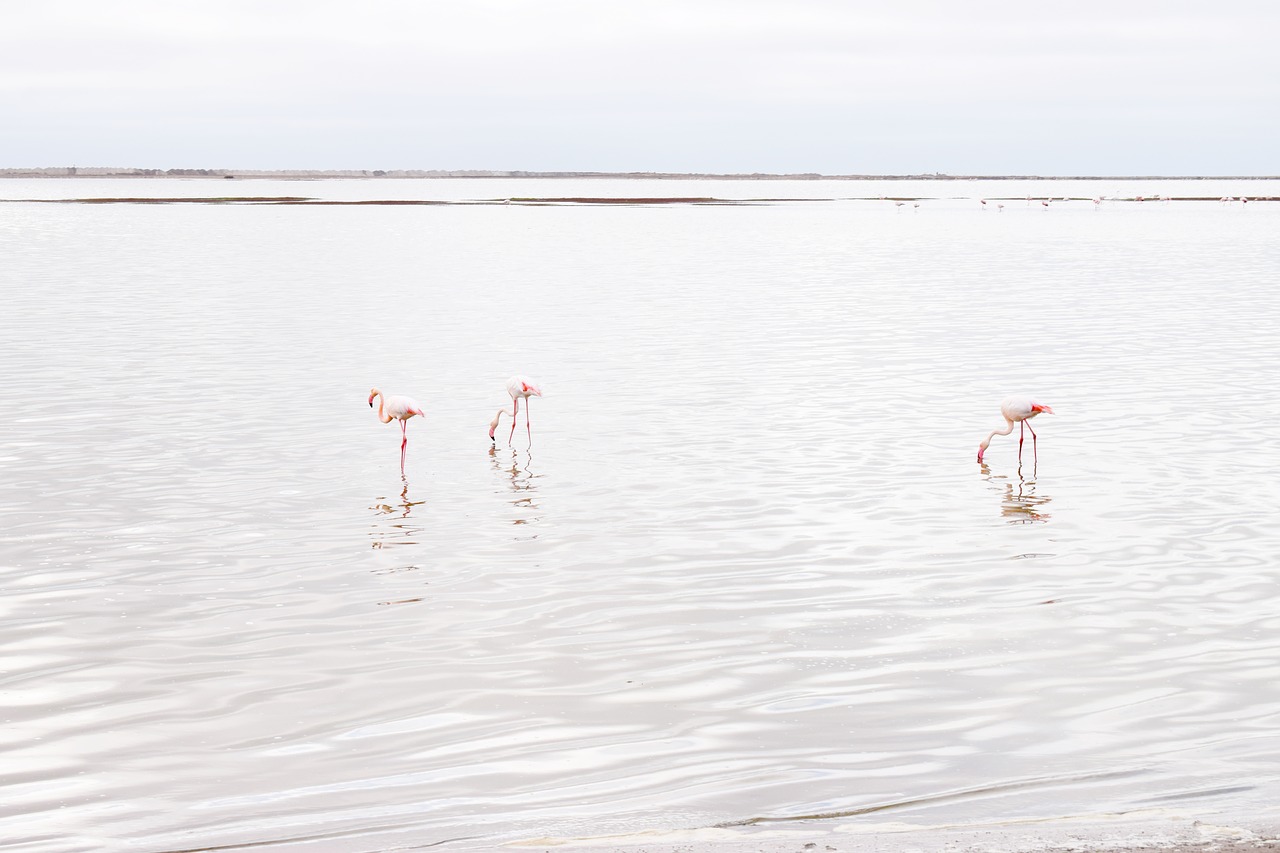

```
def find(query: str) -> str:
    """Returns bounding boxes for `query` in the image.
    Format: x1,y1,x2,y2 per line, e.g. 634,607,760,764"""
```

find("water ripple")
2,178,1279,849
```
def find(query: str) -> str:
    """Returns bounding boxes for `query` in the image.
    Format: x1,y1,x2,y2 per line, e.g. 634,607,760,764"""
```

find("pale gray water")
1,179,1279,852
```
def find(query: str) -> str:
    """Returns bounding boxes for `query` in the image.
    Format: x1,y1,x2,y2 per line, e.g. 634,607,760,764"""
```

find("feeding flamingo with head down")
489,375,543,445
977,397,1054,463
368,388,425,471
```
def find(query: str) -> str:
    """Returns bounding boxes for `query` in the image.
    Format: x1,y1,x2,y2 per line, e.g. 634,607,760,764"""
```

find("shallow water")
2,179,1279,851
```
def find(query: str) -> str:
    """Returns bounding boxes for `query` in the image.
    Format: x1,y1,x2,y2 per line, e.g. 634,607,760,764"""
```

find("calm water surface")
2,179,1279,851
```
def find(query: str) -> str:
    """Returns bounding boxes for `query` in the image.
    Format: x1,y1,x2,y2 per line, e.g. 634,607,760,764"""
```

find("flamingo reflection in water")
368,478,430,607
980,461,1052,524
489,446,542,532
369,476,427,550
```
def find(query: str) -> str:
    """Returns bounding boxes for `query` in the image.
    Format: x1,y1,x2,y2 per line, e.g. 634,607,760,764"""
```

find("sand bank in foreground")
509,809,1280,853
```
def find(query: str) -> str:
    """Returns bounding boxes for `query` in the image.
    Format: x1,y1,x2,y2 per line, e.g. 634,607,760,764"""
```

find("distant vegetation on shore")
2,167,1275,181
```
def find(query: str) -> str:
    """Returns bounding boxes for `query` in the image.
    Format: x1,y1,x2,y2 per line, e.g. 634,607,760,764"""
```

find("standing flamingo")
489,375,543,445
977,397,1054,463
368,387,425,471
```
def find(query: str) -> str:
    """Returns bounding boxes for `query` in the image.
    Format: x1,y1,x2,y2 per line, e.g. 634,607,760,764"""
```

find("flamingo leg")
400,420,408,471
1026,421,1038,461
526,400,532,444
509,398,520,443
1018,421,1025,459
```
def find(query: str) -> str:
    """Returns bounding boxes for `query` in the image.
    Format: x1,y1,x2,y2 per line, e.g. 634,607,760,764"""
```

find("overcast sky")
2,1,1276,174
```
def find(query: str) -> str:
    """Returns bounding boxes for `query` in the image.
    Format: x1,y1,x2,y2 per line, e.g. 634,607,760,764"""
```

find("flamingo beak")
368,396,375,407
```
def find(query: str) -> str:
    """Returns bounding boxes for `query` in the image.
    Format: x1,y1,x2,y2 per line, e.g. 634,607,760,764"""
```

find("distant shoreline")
2,168,1278,181
6,195,1277,206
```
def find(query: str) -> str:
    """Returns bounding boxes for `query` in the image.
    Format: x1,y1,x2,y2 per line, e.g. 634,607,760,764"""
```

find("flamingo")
977,397,1055,463
489,375,543,445
368,388,425,471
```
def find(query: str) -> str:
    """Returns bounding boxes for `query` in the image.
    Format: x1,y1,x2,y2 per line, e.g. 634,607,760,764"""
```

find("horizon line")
3,167,1279,181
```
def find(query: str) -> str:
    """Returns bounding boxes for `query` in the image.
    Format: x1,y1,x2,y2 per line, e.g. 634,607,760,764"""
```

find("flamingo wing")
1000,398,1035,422
385,395,422,419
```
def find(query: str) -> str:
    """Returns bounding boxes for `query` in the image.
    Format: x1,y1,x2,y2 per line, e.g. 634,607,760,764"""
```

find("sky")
2,0,1277,175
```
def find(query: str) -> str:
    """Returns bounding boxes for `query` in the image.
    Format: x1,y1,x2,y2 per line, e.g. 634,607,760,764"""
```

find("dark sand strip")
1,196,1275,206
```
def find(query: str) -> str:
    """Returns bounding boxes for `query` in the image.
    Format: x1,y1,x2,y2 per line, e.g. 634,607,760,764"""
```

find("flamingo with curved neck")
368,387,425,471
489,375,543,445
978,398,1054,463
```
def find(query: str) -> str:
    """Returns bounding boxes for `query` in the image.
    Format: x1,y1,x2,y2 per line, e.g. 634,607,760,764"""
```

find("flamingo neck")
979,419,1015,453
489,397,521,438
372,390,392,423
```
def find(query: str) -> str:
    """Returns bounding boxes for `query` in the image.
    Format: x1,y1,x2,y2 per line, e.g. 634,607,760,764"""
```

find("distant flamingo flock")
886,194,1262,212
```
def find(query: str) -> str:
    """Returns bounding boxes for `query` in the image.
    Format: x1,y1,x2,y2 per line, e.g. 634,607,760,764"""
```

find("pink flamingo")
368,387,425,471
489,375,543,445
977,397,1055,463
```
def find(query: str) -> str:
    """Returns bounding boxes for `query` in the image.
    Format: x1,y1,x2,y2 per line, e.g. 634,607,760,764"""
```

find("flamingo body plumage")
977,397,1054,463
368,387,425,471
489,375,543,444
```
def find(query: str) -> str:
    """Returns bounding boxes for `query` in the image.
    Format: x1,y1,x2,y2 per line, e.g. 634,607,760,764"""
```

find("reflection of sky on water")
8,179,1280,851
